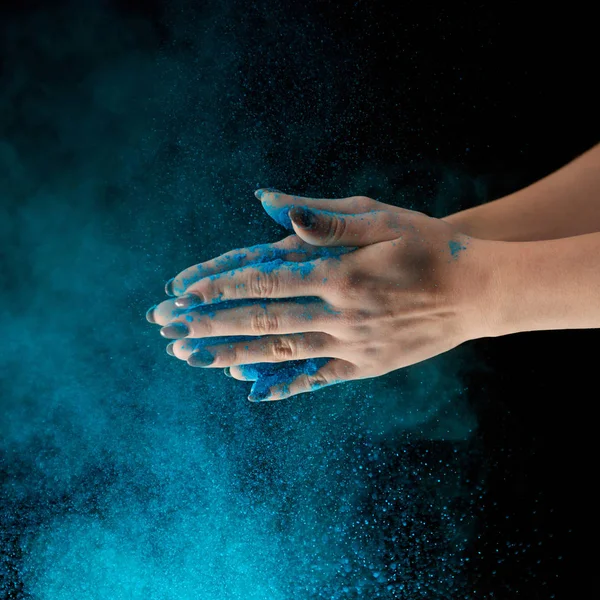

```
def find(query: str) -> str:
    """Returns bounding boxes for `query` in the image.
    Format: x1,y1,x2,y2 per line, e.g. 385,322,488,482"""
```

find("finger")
166,336,254,360
231,363,284,381
239,357,332,393
186,332,338,368
150,297,293,327
247,358,357,402
287,207,407,247
169,333,335,364
255,189,385,229
166,236,316,297
229,365,255,381
157,299,341,339
165,337,286,382
182,259,331,304
167,337,297,382
230,360,319,381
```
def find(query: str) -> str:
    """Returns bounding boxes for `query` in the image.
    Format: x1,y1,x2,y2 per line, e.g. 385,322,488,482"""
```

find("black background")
1,1,597,598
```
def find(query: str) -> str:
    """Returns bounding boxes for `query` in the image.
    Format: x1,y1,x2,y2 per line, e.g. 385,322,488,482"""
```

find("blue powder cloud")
0,2,483,598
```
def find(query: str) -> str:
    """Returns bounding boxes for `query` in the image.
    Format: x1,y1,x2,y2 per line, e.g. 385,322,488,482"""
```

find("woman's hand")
148,195,501,401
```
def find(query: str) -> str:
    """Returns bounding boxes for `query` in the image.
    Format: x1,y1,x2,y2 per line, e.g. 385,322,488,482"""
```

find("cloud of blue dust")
1,2,485,598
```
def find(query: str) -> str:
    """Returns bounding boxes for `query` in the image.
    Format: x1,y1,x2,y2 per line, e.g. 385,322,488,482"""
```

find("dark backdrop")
1,1,596,598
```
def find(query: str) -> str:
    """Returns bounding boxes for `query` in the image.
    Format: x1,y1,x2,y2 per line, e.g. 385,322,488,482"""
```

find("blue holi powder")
240,357,330,393
174,244,356,390
260,196,295,229
448,239,467,258
173,298,329,389
230,258,316,280
178,245,353,293
0,3,485,598
258,192,353,231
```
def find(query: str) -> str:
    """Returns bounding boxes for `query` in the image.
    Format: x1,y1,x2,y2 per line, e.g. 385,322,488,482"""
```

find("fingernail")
187,349,214,367
254,188,281,200
166,342,176,356
145,305,157,324
224,367,232,378
289,206,316,229
248,389,270,402
165,278,176,296
160,322,189,339
174,293,203,308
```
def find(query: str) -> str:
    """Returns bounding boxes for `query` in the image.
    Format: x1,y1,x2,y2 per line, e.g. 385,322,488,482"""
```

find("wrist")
483,240,533,337
448,237,508,341
469,239,550,338
453,238,540,340
481,234,600,336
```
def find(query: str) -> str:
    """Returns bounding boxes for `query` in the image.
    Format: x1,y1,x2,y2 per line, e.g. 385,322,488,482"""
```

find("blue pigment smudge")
448,239,467,258
260,196,296,229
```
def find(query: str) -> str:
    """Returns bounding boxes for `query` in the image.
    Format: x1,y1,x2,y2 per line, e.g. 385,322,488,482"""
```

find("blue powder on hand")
166,196,358,395
178,299,330,392
259,193,295,229
239,358,331,398
174,230,356,393
448,239,467,258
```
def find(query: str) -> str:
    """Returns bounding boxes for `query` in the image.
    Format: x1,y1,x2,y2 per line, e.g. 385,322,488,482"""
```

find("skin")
443,143,600,240
147,144,600,402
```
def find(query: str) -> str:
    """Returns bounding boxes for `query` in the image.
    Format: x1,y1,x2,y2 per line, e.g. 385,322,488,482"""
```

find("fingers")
247,358,357,401
287,207,407,247
228,365,256,381
165,340,279,381
227,362,298,382
168,332,339,367
163,191,409,295
255,189,383,230
181,259,330,304
166,236,317,296
151,297,341,338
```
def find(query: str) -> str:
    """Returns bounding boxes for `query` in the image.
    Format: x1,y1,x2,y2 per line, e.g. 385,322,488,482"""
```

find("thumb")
288,206,402,246
254,188,385,230
254,188,295,230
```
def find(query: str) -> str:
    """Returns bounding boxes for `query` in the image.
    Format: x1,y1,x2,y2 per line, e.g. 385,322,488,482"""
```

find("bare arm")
488,231,600,336
444,144,600,241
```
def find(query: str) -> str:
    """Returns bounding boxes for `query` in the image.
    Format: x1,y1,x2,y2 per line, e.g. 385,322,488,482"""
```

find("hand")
148,192,500,401
147,233,352,396
153,191,435,393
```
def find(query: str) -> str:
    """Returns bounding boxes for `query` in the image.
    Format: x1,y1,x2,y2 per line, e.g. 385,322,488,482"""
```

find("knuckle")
250,272,277,298
364,346,380,358
278,235,298,249
204,280,226,302
339,309,363,327
335,269,361,300
308,332,329,352
306,371,330,390
353,196,375,211
271,337,296,360
325,215,347,243
250,309,279,334
332,361,358,381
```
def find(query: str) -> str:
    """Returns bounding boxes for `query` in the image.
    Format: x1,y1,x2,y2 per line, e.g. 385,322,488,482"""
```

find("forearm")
444,144,600,241
486,232,600,337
